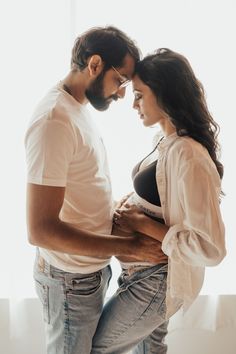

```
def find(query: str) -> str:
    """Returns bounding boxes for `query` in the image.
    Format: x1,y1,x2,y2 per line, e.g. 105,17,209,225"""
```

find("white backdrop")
0,0,235,302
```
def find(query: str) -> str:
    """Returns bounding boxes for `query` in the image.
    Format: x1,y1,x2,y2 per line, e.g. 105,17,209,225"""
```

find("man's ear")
87,55,104,77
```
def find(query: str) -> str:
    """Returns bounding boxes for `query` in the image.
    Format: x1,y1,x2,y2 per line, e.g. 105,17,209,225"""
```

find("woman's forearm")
137,216,169,242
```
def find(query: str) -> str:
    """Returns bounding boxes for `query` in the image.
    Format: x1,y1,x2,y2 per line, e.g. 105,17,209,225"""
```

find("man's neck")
61,71,88,105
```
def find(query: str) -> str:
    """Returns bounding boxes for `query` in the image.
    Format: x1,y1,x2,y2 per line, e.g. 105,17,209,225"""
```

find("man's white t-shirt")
25,84,114,273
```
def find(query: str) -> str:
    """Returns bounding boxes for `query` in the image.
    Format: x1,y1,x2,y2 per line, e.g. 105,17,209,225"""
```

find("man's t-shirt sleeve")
25,118,75,187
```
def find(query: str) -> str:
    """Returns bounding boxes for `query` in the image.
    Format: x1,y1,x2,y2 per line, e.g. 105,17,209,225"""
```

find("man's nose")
116,86,126,99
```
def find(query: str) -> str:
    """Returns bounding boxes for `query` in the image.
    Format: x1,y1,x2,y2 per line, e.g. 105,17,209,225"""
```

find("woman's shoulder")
168,136,219,178
170,135,208,160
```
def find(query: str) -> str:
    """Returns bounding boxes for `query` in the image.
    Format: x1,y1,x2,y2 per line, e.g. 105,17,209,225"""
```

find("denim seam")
103,275,167,347
63,284,70,354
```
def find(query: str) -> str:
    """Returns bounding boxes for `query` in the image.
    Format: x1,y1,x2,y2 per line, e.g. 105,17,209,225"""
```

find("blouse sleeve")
162,157,226,266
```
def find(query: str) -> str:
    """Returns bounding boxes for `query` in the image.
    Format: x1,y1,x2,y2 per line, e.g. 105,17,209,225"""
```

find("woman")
91,48,226,354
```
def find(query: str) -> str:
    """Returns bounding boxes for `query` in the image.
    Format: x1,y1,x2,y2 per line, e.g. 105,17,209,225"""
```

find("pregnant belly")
112,224,146,262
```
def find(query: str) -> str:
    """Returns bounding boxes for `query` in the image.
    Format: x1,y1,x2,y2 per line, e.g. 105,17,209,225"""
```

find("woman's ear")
87,55,104,77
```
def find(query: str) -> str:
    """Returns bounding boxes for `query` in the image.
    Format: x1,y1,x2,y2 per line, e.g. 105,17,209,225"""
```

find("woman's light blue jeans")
91,263,169,354
33,251,112,354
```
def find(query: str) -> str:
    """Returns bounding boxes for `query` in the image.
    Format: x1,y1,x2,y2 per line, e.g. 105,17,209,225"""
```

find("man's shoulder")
28,86,80,130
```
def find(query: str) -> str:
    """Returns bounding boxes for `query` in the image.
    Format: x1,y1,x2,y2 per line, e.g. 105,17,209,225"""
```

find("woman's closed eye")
134,92,142,101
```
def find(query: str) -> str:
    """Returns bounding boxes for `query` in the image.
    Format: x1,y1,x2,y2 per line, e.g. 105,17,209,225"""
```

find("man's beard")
85,70,118,111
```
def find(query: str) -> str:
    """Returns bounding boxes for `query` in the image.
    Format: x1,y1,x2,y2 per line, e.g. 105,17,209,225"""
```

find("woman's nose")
133,100,138,110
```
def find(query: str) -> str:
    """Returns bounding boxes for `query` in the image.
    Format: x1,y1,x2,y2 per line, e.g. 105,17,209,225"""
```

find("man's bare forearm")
28,219,137,258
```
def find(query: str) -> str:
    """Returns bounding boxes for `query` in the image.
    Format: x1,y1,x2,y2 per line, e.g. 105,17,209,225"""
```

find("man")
25,26,166,354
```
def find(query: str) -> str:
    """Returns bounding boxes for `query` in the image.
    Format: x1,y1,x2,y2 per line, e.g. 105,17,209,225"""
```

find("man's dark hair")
71,26,140,70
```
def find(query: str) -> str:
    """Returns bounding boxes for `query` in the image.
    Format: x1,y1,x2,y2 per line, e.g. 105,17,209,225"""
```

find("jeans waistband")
123,262,168,277
35,249,110,279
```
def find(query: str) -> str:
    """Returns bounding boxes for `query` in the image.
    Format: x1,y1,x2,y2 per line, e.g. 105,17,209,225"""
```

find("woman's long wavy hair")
135,48,224,179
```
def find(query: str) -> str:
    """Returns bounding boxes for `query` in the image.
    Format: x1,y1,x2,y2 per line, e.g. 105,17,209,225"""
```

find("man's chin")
90,98,112,111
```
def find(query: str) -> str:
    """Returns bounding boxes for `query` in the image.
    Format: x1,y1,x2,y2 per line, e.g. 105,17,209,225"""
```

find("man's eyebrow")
120,71,132,81
121,73,130,81
112,66,130,82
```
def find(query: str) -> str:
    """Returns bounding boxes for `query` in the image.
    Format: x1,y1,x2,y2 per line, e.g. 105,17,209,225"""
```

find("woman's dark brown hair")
135,48,224,179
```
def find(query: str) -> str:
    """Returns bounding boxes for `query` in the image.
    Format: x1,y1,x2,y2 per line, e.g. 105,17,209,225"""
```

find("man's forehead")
119,54,136,80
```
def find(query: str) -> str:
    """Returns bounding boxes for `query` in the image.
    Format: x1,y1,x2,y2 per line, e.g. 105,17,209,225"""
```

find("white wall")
0,3,236,351
0,0,235,299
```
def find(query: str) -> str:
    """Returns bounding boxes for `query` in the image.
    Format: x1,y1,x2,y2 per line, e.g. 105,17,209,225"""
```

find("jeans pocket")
117,266,167,298
67,272,102,296
35,279,50,324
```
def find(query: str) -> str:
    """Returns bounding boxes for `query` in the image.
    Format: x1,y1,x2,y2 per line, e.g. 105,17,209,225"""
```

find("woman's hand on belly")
114,205,168,243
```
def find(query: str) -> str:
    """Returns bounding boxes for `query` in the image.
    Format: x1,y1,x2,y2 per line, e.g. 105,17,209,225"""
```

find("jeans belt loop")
38,255,45,273
38,255,51,276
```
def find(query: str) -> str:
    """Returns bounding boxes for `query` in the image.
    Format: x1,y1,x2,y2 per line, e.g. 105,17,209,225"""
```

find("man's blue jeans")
34,251,112,354
91,263,169,354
